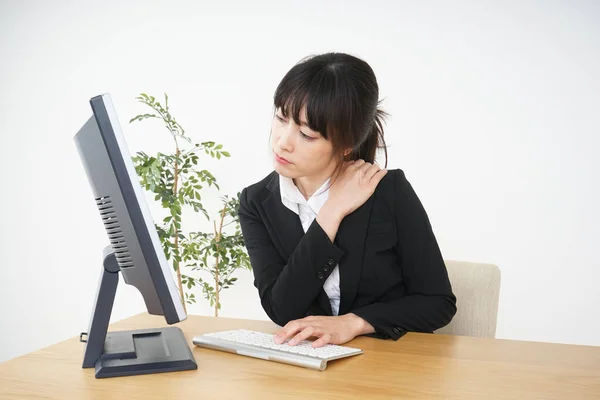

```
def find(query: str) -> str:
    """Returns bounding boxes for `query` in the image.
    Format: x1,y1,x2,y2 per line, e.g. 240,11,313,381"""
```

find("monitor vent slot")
96,196,134,268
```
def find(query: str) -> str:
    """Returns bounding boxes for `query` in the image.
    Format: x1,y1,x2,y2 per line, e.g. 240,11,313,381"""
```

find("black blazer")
238,168,457,340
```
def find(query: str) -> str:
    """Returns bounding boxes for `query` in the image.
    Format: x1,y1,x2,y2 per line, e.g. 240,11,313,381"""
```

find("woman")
238,52,456,348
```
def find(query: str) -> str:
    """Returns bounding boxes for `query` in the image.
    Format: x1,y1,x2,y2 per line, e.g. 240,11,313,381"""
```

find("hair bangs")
274,64,352,143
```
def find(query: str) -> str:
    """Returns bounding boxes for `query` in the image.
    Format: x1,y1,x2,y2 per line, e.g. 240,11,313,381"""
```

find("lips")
275,154,291,165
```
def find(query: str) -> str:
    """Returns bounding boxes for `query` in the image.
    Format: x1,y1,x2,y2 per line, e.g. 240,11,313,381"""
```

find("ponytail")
353,108,389,167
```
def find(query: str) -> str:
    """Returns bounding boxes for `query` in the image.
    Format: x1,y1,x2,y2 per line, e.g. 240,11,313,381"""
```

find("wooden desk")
0,313,598,399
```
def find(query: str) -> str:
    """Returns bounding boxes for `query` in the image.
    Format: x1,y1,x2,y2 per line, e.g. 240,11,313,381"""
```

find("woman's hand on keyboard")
273,313,375,348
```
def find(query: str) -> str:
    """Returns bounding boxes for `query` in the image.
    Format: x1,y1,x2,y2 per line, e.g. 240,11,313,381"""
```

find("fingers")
354,160,387,185
274,320,306,344
347,159,365,171
359,162,376,178
311,333,332,348
281,325,332,348
368,166,388,184
289,326,317,346
357,160,372,173
274,316,346,348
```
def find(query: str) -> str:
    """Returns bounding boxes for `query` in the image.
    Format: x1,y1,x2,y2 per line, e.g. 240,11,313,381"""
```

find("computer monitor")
74,93,197,378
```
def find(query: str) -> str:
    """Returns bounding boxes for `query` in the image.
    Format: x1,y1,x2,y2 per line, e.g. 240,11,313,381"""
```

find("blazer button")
323,265,329,272
327,258,335,266
317,272,324,279
393,327,402,335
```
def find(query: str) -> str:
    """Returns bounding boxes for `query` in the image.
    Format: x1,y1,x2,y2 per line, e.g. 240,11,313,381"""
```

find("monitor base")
94,326,197,378
81,247,197,378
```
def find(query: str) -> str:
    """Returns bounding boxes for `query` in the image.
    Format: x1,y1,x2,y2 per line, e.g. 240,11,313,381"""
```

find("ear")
341,148,354,162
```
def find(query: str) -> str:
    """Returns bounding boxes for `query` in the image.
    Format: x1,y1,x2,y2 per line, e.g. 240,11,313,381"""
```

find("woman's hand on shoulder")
327,160,387,218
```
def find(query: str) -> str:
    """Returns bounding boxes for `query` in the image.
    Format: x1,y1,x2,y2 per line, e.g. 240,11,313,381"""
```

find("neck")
293,165,336,200
294,177,324,200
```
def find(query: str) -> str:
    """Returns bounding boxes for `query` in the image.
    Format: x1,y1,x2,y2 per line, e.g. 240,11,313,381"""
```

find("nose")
277,125,294,153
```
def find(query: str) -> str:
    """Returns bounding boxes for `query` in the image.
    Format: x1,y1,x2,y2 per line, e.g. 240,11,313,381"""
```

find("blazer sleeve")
238,188,345,327
351,170,457,340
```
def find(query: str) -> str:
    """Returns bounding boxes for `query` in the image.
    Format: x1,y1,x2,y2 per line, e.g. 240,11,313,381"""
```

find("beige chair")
435,260,501,338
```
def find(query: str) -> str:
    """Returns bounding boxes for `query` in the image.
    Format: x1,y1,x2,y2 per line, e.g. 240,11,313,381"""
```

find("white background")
1,0,599,363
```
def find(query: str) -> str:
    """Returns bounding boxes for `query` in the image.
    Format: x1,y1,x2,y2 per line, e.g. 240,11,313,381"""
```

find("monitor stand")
80,246,197,378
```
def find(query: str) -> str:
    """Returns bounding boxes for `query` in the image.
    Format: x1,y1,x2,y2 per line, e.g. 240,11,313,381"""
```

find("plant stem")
173,146,187,314
213,205,227,317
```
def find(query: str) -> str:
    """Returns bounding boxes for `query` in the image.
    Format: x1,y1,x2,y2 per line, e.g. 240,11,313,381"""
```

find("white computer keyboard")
192,329,363,371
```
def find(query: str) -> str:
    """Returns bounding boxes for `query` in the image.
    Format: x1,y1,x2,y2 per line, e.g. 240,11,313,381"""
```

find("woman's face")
270,106,338,180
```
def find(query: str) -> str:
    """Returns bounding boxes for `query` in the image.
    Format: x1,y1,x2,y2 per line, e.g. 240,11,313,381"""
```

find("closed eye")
275,113,317,140
300,131,315,141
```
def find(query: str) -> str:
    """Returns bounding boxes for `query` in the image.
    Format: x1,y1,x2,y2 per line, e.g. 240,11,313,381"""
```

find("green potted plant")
129,93,251,316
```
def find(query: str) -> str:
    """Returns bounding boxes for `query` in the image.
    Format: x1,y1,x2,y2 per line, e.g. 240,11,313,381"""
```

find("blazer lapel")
261,175,304,259
260,173,334,317
313,291,334,316
337,196,375,315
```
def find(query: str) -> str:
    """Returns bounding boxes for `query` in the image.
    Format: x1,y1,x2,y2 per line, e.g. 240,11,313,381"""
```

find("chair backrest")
435,260,501,338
